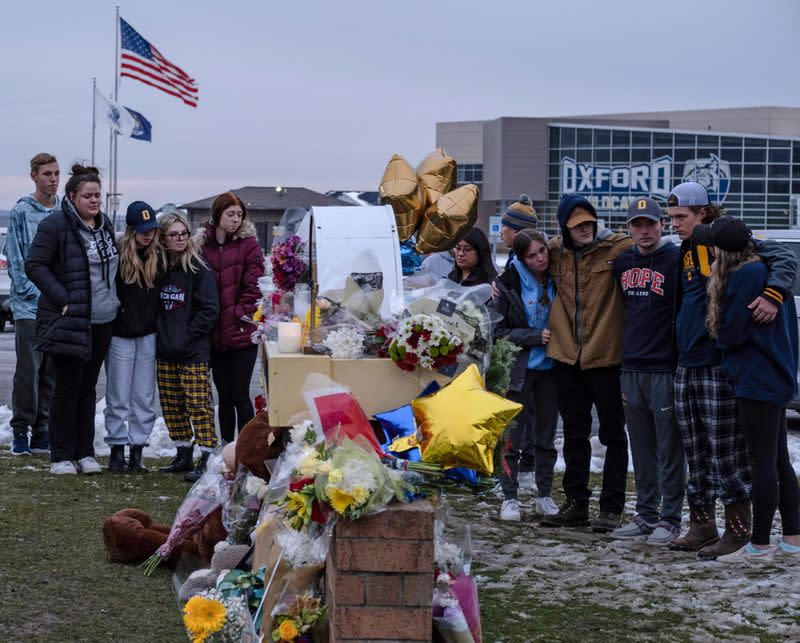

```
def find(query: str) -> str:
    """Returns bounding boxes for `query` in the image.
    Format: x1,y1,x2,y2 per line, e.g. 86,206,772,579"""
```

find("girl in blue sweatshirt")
699,216,800,563
491,229,559,522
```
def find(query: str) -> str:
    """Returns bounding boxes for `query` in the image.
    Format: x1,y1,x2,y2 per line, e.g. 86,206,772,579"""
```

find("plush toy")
102,508,201,566
102,506,228,567
233,409,287,481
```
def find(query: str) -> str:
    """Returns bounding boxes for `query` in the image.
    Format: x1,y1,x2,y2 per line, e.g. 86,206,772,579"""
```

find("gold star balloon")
412,364,522,476
416,148,456,206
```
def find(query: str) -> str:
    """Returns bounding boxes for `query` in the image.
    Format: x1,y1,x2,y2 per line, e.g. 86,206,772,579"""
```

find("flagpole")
91,77,96,166
111,5,120,226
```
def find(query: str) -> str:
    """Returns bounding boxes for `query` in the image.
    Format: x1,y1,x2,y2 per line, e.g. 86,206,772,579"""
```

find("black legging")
210,345,258,443
737,399,800,545
49,322,114,463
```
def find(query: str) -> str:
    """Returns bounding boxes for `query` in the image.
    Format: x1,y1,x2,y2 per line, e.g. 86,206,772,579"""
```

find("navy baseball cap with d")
126,201,159,233
667,182,710,207
626,196,663,223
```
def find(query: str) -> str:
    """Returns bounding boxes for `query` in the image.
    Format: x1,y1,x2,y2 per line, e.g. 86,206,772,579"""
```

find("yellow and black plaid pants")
156,360,217,449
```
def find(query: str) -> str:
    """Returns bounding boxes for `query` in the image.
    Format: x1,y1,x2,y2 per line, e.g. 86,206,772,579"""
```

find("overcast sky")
1,0,799,212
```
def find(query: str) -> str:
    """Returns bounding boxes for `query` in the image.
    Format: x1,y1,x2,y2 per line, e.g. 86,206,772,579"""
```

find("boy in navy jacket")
611,197,685,546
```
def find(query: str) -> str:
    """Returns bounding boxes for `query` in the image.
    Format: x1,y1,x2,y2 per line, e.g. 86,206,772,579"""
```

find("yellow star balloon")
412,364,522,476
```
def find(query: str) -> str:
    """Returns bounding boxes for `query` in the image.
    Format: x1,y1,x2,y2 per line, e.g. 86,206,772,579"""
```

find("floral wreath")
388,313,463,372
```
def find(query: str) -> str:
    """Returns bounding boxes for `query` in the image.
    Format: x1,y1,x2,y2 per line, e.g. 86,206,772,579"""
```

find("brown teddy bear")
101,410,287,566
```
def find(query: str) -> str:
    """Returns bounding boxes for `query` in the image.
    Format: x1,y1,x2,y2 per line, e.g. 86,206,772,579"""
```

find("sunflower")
183,595,227,639
327,486,356,514
277,618,300,641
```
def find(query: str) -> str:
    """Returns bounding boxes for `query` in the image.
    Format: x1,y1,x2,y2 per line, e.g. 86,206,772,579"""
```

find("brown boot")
668,503,719,552
698,498,751,560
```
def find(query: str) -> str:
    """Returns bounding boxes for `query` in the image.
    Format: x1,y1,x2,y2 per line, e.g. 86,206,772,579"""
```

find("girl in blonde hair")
697,216,800,563
103,201,163,473
155,211,219,481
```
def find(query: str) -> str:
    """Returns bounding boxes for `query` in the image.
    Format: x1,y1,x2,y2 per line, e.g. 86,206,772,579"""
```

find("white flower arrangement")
322,326,366,359
276,526,329,568
434,540,463,574
388,313,463,372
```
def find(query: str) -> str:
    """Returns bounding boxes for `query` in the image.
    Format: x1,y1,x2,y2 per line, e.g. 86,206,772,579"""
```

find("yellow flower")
278,618,300,641
327,486,356,514
328,468,343,484
253,305,263,322
183,595,227,638
286,492,310,518
350,485,369,505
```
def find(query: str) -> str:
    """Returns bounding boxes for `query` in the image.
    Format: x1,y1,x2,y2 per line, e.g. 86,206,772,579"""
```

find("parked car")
753,230,800,411
0,268,12,332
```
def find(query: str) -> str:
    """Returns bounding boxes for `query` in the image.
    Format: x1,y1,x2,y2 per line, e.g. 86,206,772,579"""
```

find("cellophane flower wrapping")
314,437,410,520
402,281,499,373
141,461,224,576
432,573,475,643
222,466,266,545
183,588,257,643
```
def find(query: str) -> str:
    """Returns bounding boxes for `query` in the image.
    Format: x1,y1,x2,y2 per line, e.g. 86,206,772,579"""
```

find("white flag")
94,88,136,137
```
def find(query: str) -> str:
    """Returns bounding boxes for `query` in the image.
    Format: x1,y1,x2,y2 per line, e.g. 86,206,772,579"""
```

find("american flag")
119,17,198,108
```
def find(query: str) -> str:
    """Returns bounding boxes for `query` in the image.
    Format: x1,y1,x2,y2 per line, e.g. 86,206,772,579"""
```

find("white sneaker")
717,543,775,565
500,499,521,522
50,461,78,475
76,456,102,474
535,496,560,516
518,471,537,491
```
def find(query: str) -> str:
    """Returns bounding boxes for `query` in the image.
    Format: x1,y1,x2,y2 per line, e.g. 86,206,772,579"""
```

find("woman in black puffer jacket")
26,164,120,476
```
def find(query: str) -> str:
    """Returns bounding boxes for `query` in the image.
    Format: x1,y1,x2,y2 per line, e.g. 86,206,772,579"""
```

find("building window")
457,163,483,184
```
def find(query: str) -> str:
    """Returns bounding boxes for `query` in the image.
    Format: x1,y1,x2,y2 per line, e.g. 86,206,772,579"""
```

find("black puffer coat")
25,199,117,360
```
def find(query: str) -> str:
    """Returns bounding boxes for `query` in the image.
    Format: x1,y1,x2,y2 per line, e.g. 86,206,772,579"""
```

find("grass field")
1,452,798,642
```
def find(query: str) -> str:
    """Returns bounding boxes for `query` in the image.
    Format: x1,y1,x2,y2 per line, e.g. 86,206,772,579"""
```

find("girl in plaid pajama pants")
667,182,797,559
155,212,219,482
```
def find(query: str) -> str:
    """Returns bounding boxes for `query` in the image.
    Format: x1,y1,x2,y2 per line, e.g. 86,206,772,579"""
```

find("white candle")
277,322,302,353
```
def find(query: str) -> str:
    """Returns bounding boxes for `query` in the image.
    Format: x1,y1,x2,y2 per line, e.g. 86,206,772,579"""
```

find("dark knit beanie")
502,194,537,230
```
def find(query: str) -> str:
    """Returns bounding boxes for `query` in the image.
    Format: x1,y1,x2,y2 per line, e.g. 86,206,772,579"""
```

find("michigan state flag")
94,89,152,142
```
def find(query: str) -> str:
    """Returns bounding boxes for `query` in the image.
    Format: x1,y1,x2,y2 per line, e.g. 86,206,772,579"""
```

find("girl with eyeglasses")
156,211,219,482
447,226,497,286
491,228,559,521
197,192,264,446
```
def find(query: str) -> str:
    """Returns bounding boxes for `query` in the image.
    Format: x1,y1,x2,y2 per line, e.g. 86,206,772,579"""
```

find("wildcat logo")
160,283,187,311
682,154,731,203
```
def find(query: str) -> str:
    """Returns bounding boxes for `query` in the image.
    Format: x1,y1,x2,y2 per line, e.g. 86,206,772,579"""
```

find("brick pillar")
325,500,434,642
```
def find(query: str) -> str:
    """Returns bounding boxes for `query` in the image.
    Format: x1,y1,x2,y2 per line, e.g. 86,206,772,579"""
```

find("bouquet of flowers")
183,589,256,642
271,235,307,292
316,438,410,520
222,467,267,545
140,464,223,576
388,314,463,372
432,573,475,643
270,592,327,642
320,326,366,359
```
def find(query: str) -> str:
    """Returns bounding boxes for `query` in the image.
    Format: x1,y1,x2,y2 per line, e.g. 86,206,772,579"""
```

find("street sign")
489,215,502,238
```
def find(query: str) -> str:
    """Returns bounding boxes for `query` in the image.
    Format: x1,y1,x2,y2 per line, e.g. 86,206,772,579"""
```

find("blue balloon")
444,466,479,486
375,381,443,450
400,240,423,275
